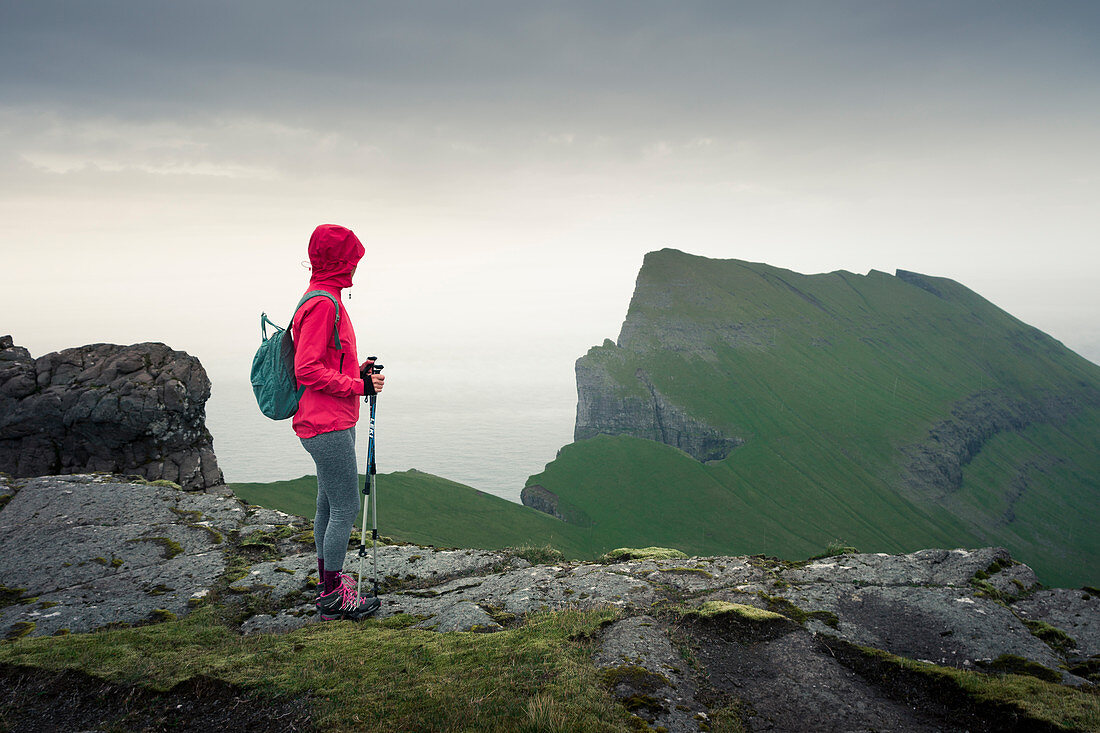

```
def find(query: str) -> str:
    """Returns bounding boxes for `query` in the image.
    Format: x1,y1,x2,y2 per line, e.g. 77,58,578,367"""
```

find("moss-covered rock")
1021,618,1077,655
600,547,688,562
685,601,785,623
150,609,178,624
0,585,28,609
979,654,1062,683
5,621,35,640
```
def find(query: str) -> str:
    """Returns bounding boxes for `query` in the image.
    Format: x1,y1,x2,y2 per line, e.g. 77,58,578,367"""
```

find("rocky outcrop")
592,549,1097,731
519,484,566,520
0,337,223,490
900,388,1095,501
1,473,1095,731
518,483,594,525
574,351,743,462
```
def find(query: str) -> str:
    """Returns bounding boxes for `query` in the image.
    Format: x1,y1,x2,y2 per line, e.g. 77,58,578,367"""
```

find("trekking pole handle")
364,357,382,404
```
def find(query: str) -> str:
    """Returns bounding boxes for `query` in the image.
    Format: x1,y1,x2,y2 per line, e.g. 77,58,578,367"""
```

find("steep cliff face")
574,345,744,462
0,336,223,490
572,251,775,461
528,249,1100,588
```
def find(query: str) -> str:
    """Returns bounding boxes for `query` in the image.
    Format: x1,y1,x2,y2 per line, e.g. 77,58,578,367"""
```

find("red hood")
308,224,365,290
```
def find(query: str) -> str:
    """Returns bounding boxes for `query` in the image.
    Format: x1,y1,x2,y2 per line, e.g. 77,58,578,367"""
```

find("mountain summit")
525,249,1100,587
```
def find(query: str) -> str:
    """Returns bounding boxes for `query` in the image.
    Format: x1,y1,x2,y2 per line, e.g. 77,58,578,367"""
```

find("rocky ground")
1,473,1097,732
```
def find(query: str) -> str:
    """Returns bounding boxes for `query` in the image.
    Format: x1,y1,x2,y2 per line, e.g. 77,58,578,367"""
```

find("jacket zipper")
339,354,345,373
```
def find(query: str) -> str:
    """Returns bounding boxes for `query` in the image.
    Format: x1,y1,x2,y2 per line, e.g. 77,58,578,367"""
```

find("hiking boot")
315,573,380,620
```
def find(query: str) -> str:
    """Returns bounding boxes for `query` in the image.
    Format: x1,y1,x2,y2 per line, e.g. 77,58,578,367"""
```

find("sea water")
205,378,576,504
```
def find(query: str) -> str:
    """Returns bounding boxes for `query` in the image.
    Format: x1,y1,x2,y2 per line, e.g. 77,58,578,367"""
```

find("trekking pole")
357,358,383,599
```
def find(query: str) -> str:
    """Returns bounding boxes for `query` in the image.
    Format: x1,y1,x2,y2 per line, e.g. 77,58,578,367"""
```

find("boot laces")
336,572,365,610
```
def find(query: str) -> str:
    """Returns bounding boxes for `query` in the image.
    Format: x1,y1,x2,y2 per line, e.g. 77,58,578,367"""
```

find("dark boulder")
520,484,566,521
0,336,223,490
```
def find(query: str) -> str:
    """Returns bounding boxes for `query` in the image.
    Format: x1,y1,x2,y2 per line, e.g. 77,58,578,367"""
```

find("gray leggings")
300,427,359,571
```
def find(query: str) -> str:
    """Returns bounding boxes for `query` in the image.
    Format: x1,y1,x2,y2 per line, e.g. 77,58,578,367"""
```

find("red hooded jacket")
291,225,368,439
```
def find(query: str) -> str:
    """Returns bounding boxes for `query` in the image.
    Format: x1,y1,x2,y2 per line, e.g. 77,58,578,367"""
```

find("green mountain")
522,249,1100,587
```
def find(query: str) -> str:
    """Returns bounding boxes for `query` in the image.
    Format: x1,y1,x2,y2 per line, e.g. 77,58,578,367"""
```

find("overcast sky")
3,1,1098,396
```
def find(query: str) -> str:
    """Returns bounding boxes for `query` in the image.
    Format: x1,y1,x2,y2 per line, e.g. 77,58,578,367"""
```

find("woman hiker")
293,224,386,620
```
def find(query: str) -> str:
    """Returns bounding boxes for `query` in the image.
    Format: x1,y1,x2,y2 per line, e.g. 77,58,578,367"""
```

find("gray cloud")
4,2,1098,128
1,1,1098,377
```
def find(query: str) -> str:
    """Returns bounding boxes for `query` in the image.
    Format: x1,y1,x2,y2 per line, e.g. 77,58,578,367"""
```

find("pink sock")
317,557,325,579
323,569,341,594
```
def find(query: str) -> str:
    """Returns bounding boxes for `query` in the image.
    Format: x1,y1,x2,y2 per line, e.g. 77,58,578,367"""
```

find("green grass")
529,251,1100,588
526,434,967,568
952,410,1100,586
507,544,567,565
0,606,633,731
232,469,607,559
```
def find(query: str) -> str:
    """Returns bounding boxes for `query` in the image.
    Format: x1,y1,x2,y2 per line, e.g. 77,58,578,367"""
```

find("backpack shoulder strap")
292,290,343,350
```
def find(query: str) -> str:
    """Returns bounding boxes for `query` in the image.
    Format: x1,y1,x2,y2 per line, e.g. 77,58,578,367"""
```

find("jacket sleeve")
293,299,366,396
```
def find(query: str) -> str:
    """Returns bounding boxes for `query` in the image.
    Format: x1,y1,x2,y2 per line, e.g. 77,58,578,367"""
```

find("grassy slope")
232,470,603,558
952,409,1100,583
529,250,1100,587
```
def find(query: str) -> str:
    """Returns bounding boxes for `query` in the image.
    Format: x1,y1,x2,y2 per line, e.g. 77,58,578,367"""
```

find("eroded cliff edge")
574,343,745,462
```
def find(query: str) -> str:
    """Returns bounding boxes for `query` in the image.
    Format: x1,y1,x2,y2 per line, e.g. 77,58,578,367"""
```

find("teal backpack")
251,290,343,420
